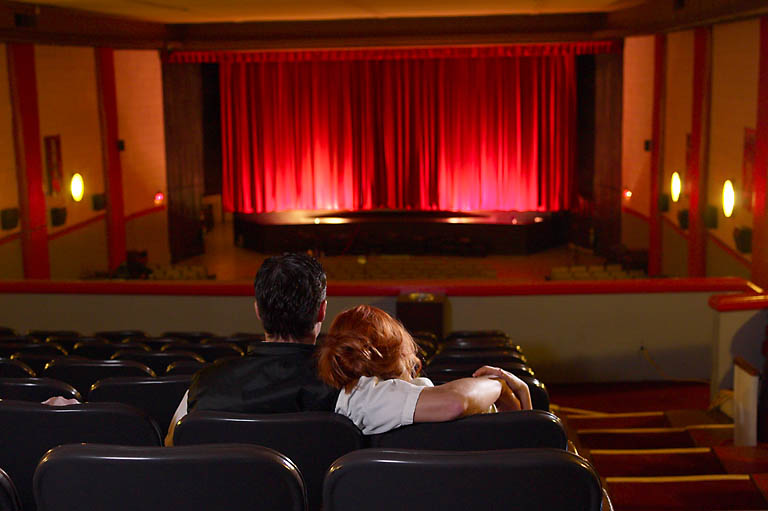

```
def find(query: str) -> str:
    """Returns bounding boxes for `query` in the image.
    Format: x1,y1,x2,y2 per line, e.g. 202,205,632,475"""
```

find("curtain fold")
219,47,578,213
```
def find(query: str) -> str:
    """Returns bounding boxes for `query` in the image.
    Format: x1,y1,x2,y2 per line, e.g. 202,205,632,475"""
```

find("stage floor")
179,221,605,282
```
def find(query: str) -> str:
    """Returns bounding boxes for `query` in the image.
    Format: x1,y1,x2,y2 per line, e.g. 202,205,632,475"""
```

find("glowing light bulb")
723,180,735,218
154,191,165,205
671,172,682,202
623,188,632,199
70,173,84,202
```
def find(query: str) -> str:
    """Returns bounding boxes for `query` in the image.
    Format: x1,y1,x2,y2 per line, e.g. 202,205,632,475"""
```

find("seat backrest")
324,448,603,511
92,330,146,342
369,410,566,449
163,342,242,362
0,400,161,511
27,330,79,341
0,358,36,377
165,359,210,375
174,411,363,511
430,373,550,411
161,331,215,342
43,359,156,397
431,349,527,365
71,341,118,360
88,375,192,433
111,350,205,375
425,360,534,379
0,467,21,511
0,343,66,358
34,443,306,511
0,377,81,402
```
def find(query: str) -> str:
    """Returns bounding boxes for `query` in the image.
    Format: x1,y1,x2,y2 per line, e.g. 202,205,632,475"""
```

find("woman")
317,305,532,434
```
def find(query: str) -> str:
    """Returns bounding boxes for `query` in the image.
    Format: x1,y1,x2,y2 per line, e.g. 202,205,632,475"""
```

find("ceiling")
13,0,642,23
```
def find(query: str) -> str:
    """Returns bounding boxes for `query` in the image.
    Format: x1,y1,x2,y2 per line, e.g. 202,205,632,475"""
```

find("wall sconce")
671,172,682,202
722,180,735,218
622,188,632,200
70,173,84,202
677,209,689,230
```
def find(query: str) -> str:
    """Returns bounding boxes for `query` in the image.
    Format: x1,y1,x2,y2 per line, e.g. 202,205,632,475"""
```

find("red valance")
166,41,621,64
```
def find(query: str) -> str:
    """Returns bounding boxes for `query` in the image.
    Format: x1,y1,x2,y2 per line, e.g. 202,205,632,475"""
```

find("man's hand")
42,396,81,406
472,365,532,411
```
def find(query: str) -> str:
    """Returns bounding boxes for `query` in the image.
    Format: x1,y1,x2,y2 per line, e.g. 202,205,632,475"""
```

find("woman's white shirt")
335,376,434,435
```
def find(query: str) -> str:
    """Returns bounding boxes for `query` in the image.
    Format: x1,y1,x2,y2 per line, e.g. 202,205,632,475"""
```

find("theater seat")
165,359,210,375
0,400,161,511
0,343,67,359
0,358,36,377
368,410,566,450
324,448,603,511
27,330,79,341
93,330,146,342
43,359,156,398
431,372,549,411
161,342,243,362
174,411,363,511
161,331,215,342
110,350,205,375
0,377,81,402
34,443,306,511
430,349,528,365
425,360,534,379
0,467,21,511
0,326,15,337
89,375,192,433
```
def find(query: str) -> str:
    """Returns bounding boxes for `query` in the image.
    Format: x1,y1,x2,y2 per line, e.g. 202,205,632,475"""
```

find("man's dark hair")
254,253,327,340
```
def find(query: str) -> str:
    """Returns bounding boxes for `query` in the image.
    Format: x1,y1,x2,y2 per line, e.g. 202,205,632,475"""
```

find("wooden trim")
606,474,750,483
649,34,665,277
687,27,712,277
47,214,106,241
753,17,768,289
709,293,768,312
734,356,760,377
6,43,49,279
685,424,734,430
590,447,712,455
0,277,755,298
707,232,751,269
125,205,166,222
95,48,126,271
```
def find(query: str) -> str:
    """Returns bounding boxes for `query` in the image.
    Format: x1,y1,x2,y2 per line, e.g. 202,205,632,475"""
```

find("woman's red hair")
317,305,422,392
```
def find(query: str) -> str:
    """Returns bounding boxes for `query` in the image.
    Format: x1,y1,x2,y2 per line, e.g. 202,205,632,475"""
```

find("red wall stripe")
687,28,711,277
47,213,106,241
0,232,22,247
7,44,50,279
95,48,127,271
125,205,166,222
707,233,751,269
753,17,768,289
649,34,666,277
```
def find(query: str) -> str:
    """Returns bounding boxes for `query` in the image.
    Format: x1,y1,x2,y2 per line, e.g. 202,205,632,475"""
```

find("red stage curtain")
216,46,579,213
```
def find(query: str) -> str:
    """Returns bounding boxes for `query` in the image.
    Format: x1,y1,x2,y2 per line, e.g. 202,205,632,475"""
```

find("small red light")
623,188,633,199
154,191,165,205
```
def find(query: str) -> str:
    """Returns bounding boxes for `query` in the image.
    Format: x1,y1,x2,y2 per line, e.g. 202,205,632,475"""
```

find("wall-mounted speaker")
677,209,689,230
1,208,19,230
50,207,67,227
734,227,752,254
705,205,718,229
659,194,670,212
92,193,106,211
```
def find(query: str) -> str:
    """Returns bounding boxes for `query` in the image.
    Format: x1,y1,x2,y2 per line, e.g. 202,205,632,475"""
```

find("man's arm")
413,376,502,422
165,390,189,446
473,366,533,411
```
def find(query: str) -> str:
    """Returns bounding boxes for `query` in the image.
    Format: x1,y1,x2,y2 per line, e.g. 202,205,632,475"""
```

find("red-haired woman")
317,305,532,434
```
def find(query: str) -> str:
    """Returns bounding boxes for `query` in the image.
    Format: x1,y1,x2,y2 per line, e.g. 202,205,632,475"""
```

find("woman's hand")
472,365,532,411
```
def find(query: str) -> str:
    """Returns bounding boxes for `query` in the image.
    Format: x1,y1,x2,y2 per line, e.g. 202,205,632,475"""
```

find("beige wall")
621,211,649,250
0,44,22,263
706,237,751,279
707,19,759,267
48,218,109,279
662,220,688,277
621,35,654,222
126,209,171,264
0,240,24,279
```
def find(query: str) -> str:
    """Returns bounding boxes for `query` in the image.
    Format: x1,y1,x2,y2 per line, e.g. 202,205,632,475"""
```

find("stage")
233,210,570,256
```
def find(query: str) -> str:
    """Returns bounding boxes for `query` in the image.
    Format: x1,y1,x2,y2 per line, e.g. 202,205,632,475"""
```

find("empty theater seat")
93,330,146,342
110,350,205,375
9,353,64,375
0,467,21,511
368,410,566,450
0,400,161,511
0,377,81,402
34,443,306,511
89,375,192,433
161,331,215,342
161,342,243,362
71,340,121,359
430,349,528,365
165,359,210,375
0,343,67,358
425,360,534,380
0,358,36,377
27,330,80,341
0,326,15,337
43,359,156,397
174,411,363,511
323,448,603,511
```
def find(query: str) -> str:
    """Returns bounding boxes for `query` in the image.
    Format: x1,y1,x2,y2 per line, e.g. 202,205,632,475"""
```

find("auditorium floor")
181,221,606,282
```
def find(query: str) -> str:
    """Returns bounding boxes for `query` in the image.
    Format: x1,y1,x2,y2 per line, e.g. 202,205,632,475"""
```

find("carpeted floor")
547,381,711,413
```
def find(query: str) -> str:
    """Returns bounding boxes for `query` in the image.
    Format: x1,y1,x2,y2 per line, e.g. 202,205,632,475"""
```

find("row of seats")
0,399,587,511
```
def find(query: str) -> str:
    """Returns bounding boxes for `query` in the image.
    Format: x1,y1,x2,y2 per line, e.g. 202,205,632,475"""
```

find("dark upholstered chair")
324,448,603,511
161,331,215,342
8,354,61,375
165,359,210,375
124,336,188,350
445,330,507,340
88,375,192,433
368,410,566,450
33,443,306,511
0,335,36,344
111,350,205,375
0,467,21,511
0,343,67,358
42,359,156,398
92,330,146,342
431,373,550,411
27,330,79,341
442,336,522,351
70,340,119,360
0,400,161,511
0,326,15,337
174,411,363,511
425,360,534,380
161,342,242,362
430,349,528,365
45,336,97,353
0,377,81,402
0,358,36,377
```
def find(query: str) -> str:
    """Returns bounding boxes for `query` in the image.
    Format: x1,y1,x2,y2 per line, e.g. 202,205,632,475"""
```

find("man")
165,253,338,445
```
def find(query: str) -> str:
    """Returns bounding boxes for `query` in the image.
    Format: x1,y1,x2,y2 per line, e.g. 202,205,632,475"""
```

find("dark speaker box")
705,205,718,229
734,227,752,254
50,207,67,227
1,208,19,230
677,209,689,230
396,293,445,341
658,194,670,212
92,193,106,211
